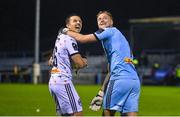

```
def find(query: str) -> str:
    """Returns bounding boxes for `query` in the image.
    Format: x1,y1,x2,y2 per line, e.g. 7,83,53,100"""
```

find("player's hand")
89,90,104,111
48,57,53,66
58,27,69,34
81,55,87,59
82,58,88,67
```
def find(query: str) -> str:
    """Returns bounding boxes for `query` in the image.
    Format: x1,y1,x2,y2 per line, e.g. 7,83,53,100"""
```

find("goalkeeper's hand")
89,90,104,111
58,27,69,35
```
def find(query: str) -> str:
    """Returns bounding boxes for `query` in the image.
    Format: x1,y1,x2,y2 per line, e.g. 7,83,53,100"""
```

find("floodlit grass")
0,84,180,116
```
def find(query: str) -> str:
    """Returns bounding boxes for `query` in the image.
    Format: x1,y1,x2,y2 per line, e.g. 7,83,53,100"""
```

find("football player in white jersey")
48,14,87,116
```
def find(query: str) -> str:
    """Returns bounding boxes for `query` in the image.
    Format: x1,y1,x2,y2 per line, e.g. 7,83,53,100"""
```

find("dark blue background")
0,0,179,55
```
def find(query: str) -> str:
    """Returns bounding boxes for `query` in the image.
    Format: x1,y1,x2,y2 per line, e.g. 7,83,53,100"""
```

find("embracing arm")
67,31,97,43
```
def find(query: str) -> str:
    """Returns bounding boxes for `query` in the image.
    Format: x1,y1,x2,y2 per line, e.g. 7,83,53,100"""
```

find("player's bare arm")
100,72,110,92
48,56,53,66
71,54,87,69
67,31,97,43
100,64,110,92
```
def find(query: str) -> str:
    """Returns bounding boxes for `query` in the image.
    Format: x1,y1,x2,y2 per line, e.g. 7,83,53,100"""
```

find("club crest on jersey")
72,43,78,51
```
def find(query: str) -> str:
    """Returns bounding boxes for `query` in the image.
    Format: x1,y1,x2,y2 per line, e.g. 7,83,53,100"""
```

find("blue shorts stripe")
65,84,78,112
106,80,115,108
67,84,78,112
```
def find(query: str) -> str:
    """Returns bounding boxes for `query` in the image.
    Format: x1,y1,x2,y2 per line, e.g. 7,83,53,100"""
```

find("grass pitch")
0,84,180,116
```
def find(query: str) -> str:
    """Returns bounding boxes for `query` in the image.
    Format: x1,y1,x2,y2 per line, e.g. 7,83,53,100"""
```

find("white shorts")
49,75,82,115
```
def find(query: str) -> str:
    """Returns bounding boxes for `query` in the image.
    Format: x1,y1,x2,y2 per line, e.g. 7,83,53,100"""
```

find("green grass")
0,84,180,116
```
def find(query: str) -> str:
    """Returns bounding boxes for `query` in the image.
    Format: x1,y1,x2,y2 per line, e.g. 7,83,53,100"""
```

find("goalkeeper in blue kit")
62,11,141,116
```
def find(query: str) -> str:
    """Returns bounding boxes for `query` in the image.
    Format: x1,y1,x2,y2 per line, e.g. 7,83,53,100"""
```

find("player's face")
97,13,113,29
66,16,82,33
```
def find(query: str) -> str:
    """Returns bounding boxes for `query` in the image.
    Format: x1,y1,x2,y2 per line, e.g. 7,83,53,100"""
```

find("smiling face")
66,15,82,33
97,11,113,29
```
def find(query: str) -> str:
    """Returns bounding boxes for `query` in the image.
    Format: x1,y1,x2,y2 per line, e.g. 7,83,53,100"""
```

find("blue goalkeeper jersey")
94,27,139,80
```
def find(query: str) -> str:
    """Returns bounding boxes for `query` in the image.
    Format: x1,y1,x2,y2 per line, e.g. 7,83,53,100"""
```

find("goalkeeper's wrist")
97,90,104,97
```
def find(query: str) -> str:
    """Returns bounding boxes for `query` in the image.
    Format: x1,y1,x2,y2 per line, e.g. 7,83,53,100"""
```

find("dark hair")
65,13,81,24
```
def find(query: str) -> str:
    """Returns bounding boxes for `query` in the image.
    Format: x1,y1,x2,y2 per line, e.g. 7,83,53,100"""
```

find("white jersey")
49,33,83,115
51,33,79,80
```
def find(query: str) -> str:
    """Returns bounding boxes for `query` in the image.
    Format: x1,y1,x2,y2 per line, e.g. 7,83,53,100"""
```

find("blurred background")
0,0,180,85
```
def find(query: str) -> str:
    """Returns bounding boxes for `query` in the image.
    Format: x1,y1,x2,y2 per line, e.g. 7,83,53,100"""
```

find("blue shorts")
103,78,141,113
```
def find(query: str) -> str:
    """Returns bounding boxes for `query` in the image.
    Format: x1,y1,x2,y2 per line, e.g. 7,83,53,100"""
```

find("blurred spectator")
10,64,20,83
175,64,180,86
139,51,148,67
21,66,32,83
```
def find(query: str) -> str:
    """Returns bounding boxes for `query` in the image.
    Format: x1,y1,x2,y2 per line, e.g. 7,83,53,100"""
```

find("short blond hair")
96,11,113,20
